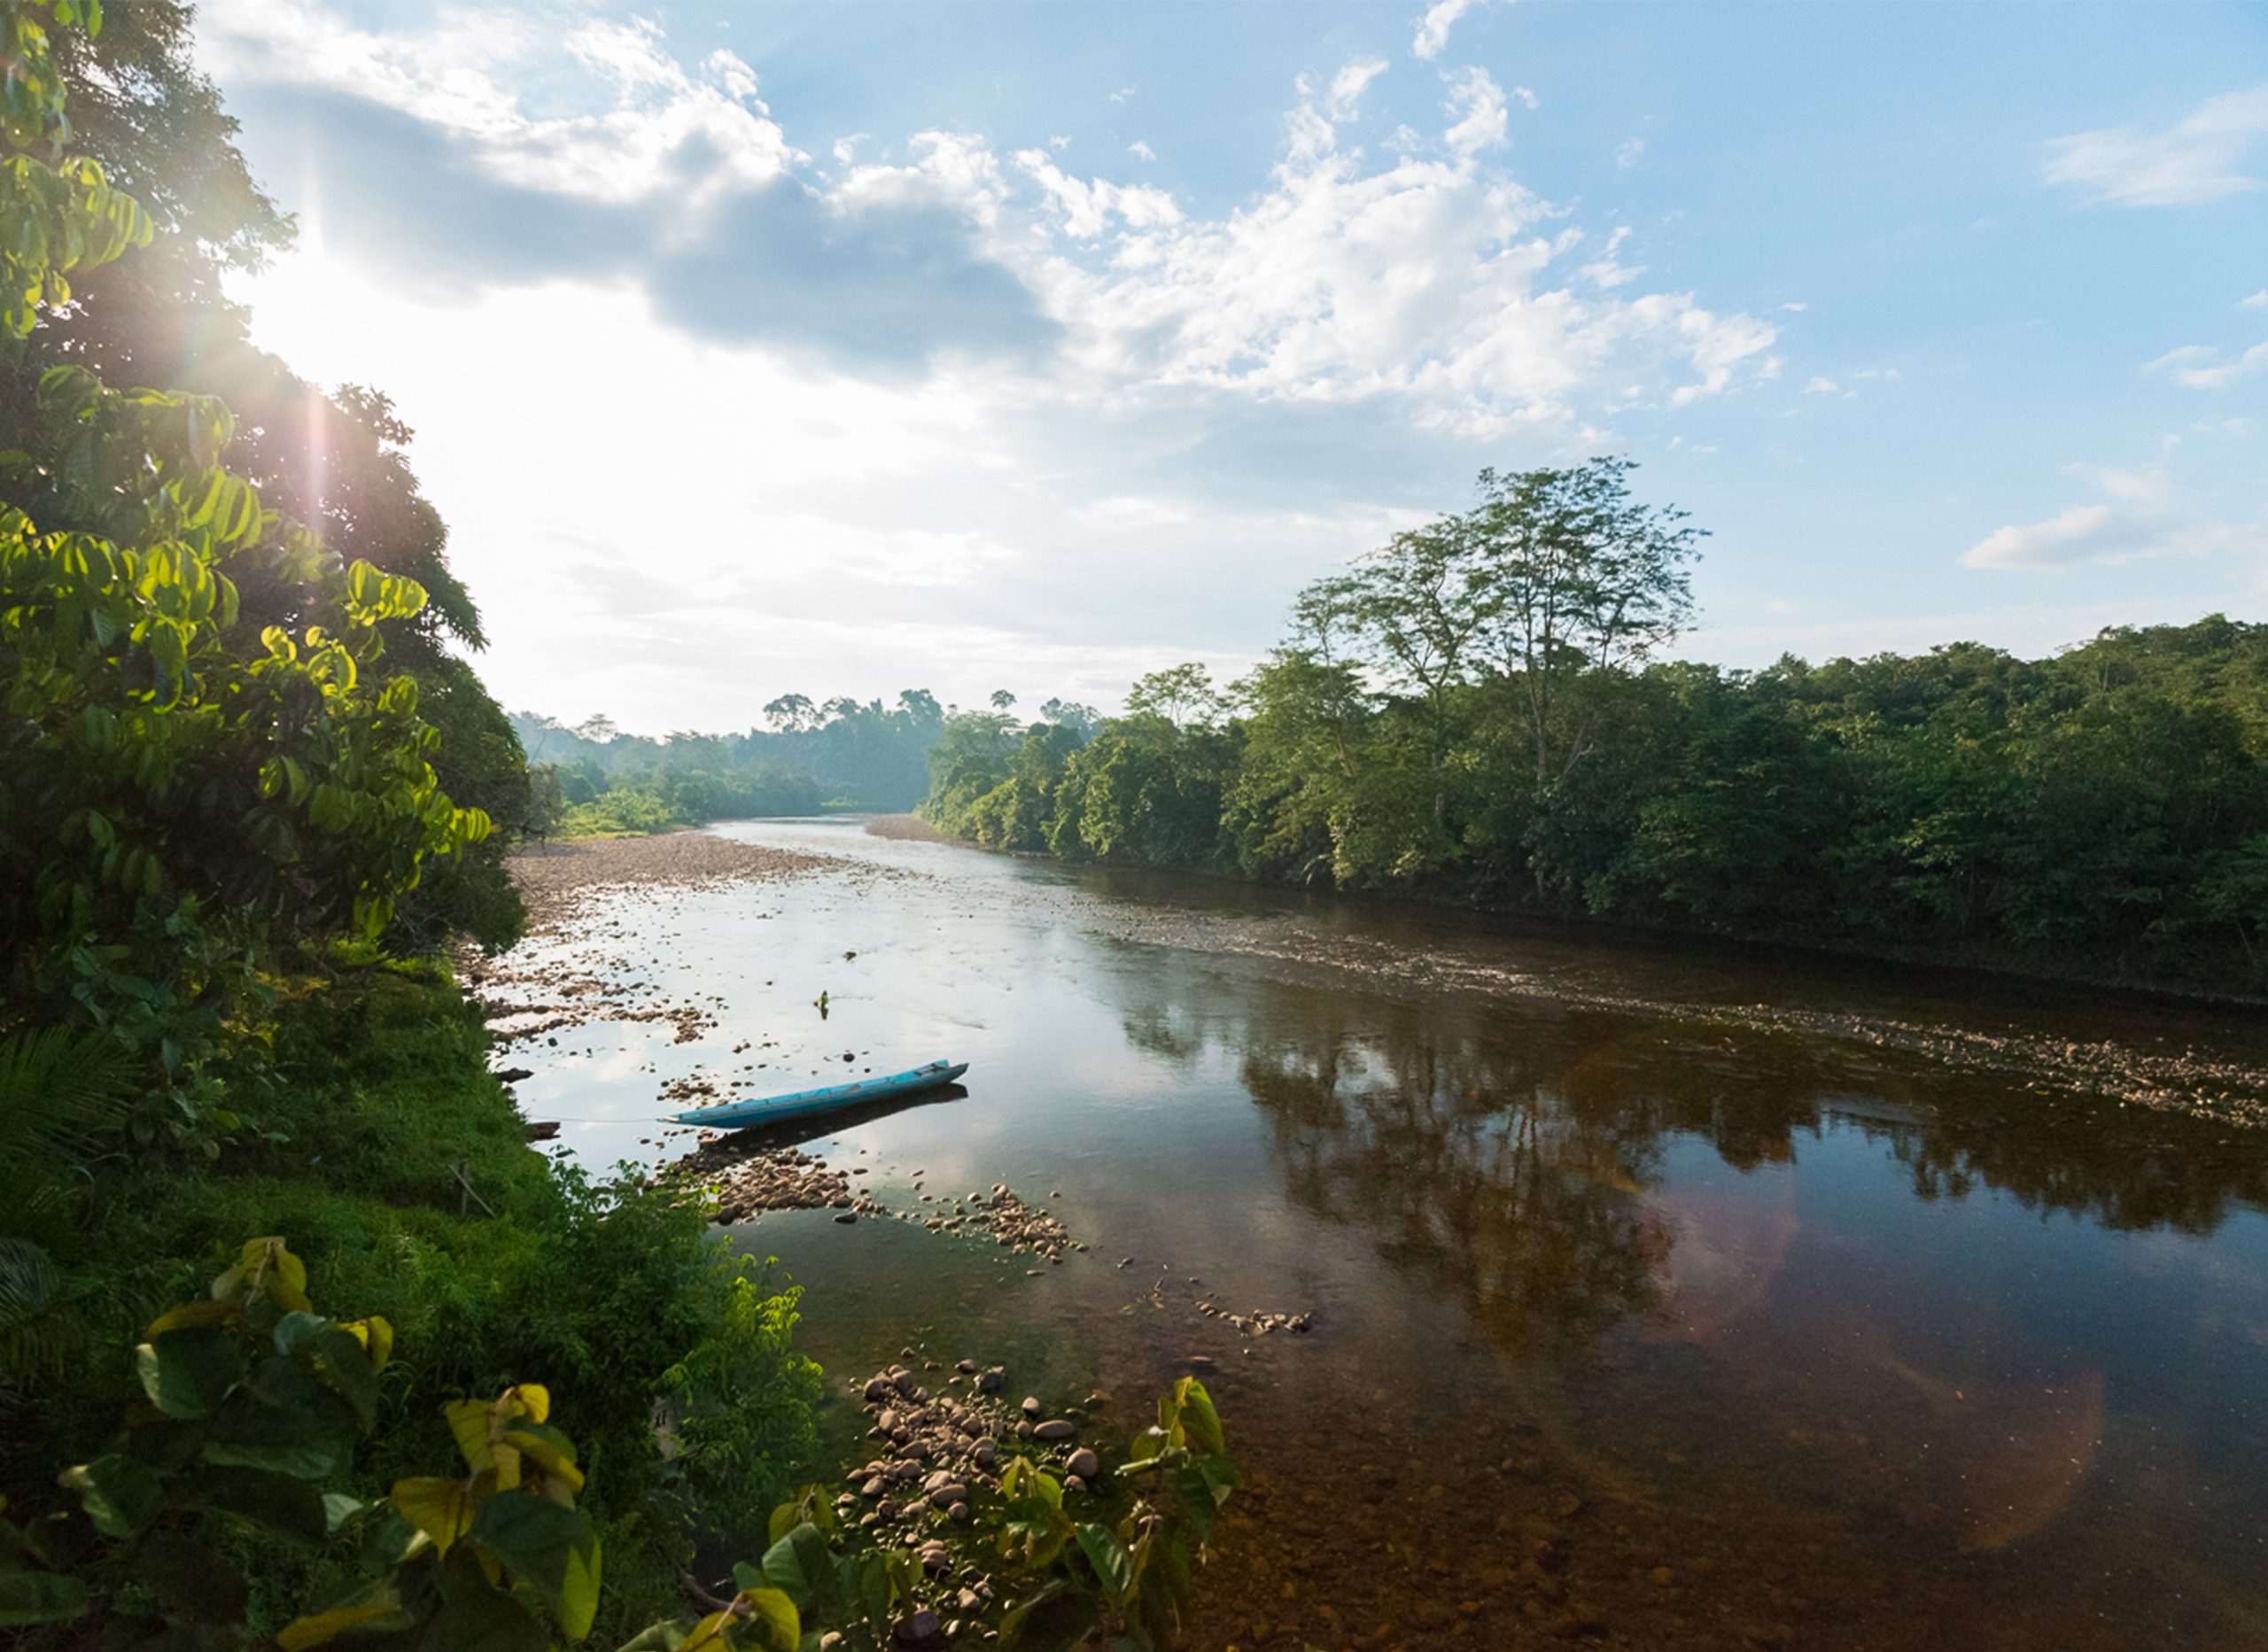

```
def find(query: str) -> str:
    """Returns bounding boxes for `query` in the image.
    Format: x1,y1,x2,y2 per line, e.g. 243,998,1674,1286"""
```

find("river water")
501,818,2268,1650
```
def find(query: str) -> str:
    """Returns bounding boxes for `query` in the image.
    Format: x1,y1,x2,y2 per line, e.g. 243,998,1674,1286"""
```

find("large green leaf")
201,1465,330,1547
758,1521,833,1605
468,1488,602,1639
134,1326,245,1420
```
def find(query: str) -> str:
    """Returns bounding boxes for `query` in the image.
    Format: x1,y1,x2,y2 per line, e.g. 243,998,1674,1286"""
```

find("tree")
574,713,619,744
0,1,490,1054
1470,457,1702,785
763,693,816,733
1123,663,1225,729
990,688,1017,711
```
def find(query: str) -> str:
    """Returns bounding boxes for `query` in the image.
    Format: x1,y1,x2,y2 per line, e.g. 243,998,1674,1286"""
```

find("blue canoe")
671,1059,969,1130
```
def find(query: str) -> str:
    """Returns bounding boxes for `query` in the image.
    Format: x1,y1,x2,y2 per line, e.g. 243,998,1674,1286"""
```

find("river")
494,818,2268,1650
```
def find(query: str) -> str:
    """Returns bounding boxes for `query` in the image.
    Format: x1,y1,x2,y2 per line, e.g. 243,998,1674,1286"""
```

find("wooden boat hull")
671,1059,969,1130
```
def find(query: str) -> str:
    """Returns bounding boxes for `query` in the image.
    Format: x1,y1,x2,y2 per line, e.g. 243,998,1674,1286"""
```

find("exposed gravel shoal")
507,831,829,927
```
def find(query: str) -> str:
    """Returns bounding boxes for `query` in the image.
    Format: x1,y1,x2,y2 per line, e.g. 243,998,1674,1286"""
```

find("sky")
191,0,2268,733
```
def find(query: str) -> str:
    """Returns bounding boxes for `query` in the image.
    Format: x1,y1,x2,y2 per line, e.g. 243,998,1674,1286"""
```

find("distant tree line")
923,459,2268,995
513,690,959,834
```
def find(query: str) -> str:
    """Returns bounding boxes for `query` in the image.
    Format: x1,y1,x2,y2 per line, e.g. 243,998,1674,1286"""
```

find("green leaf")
759,1522,833,1604
468,1487,602,1639
736,1586,800,1652
1172,1378,1223,1455
1076,1523,1135,1607
391,1476,475,1555
201,1392,353,1479
0,1567,89,1626
135,1325,245,1419
59,1454,161,1539
203,1466,330,1547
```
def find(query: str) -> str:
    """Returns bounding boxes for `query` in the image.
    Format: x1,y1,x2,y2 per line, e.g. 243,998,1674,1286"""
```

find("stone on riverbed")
1034,1419,1076,1441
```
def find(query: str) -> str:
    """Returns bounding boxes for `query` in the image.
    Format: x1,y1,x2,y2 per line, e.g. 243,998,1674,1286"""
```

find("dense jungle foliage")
926,463,2268,996
0,6,826,1643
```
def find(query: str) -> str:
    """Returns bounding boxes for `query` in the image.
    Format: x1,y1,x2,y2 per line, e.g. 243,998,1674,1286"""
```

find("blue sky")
195,0,2267,731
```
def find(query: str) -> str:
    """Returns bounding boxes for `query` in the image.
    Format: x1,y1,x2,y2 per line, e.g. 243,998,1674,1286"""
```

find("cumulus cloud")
1410,0,1480,61
2043,84,2268,206
2241,288,2267,308
1804,376,1837,394
1128,139,1156,161
1615,137,1644,169
199,3,1774,435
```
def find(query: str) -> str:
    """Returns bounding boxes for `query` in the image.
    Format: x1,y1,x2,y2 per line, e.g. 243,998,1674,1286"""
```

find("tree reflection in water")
1107,968,2268,1647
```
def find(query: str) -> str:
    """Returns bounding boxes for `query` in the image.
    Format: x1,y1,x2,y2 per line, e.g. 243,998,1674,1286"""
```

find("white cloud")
1012,150,1182,238
2241,288,2267,308
1328,58,1390,118
1804,376,1837,394
2062,461,2172,502
1110,85,1137,104
1965,506,2268,570
832,132,869,166
1615,137,1644,169
1410,0,1480,61
1443,66,1511,155
208,5,1780,516
1779,301,1806,313
1129,139,1156,161
2042,84,2268,206
198,2,803,209
2146,339,2268,389
1048,134,1070,151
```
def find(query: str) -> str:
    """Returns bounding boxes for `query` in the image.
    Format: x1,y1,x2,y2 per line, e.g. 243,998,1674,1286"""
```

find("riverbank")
27,952,822,1645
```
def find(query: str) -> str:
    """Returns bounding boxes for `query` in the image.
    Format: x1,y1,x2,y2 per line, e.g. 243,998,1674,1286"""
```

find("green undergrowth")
12,958,821,1643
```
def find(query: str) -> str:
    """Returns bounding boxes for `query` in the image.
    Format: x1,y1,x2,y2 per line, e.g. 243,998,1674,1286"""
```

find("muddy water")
501,819,2268,1650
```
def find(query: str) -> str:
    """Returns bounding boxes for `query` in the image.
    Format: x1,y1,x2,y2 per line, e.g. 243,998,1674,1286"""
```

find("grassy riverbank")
12,955,821,1643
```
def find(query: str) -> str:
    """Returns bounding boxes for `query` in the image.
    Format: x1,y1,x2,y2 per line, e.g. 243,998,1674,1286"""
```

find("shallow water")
503,819,2268,1650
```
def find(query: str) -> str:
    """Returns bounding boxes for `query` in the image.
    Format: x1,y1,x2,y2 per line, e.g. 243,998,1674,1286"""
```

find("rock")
1021,1396,1042,1417
1033,1419,1076,1441
834,1211,857,1224
977,1369,1004,1393
956,1590,982,1615
864,1377,892,1402
1066,1449,1100,1479
861,1477,886,1498
892,1608,939,1644
948,1500,971,1523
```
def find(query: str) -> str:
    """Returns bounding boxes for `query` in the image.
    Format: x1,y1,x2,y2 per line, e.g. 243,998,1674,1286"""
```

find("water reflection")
1091,963,2268,1642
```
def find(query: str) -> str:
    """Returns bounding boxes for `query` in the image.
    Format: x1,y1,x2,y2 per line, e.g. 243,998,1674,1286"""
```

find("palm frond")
0,1235,72,1384
0,1025,136,1166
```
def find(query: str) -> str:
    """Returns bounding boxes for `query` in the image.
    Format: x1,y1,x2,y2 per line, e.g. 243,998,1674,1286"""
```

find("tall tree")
1470,457,1702,784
